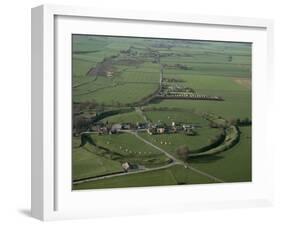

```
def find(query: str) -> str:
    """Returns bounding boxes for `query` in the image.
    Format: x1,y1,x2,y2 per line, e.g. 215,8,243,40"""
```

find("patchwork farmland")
72,35,252,189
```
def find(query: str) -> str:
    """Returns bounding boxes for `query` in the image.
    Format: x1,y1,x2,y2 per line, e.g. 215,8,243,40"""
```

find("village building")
147,129,153,135
121,162,139,172
121,123,131,130
157,127,165,134
121,162,130,172
136,122,148,130
182,124,194,130
185,128,197,136
110,123,122,134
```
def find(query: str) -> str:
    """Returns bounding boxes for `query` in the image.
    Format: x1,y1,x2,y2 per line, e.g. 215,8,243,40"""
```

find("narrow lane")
73,161,178,185
128,130,178,162
123,130,225,183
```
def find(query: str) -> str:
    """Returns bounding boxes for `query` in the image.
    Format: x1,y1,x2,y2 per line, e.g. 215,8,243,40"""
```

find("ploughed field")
72,35,252,189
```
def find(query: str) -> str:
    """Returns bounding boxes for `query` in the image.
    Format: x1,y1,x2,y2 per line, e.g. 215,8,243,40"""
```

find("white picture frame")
31,4,274,221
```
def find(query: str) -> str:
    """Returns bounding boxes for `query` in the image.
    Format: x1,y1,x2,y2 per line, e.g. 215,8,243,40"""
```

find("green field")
139,129,221,156
101,111,146,124
73,164,214,189
143,109,208,125
72,35,252,190
73,144,124,180
189,126,252,182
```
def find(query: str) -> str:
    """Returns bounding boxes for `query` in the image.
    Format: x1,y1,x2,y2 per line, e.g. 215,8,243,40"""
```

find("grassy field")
74,82,158,104
73,144,124,180
147,73,251,120
72,136,124,180
143,109,208,125
72,34,252,189
101,111,146,124
73,164,214,190
139,128,221,156
189,126,252,182
72,132,171,180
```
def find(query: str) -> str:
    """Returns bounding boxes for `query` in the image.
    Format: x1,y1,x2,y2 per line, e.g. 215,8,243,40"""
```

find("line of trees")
209,117,252,128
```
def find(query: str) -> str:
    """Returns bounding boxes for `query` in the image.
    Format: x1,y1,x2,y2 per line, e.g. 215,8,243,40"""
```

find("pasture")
88,133,171,167
73,164,214,190
143,109,208,125
101,111,146,124
189,126,252,182
72,144,123,181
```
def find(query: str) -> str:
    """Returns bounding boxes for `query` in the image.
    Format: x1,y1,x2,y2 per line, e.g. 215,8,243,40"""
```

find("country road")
184,163,225,183
73,161,178,185
123,130,178,162
126,130,225,183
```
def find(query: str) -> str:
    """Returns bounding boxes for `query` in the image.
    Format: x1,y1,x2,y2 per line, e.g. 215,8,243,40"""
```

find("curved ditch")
189,125,240,157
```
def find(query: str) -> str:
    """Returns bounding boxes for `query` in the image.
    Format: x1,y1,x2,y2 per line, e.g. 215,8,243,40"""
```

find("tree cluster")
176,145,189,162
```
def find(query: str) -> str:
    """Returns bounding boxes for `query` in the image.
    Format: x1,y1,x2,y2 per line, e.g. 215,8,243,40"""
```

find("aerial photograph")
72,35,252,190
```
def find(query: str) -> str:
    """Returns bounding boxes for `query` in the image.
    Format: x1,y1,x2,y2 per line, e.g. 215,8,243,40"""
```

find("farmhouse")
157,127,165,134
121,162,139,172
185,128,197,136
110,123,122,134
182,124,194,130
121,162,130,171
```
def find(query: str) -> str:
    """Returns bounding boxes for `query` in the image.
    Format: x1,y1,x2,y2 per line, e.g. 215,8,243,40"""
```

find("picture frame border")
31,4,274,221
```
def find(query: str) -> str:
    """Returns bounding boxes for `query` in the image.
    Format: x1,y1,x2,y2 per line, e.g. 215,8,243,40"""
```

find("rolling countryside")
72,35,252,190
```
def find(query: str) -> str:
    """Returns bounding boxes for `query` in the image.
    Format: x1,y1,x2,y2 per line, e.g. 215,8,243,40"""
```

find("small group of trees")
209,117,251,129
176,145,189,162
89,61,113,77
88,54,121,77
175,64,190,70
73,100,97,115
229,117,252,126
209,121,228,129
120,46,138,56
73,116,92,135
80,133,95,147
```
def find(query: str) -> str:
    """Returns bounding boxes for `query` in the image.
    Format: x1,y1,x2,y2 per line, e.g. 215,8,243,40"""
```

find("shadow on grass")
189,155,224,164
